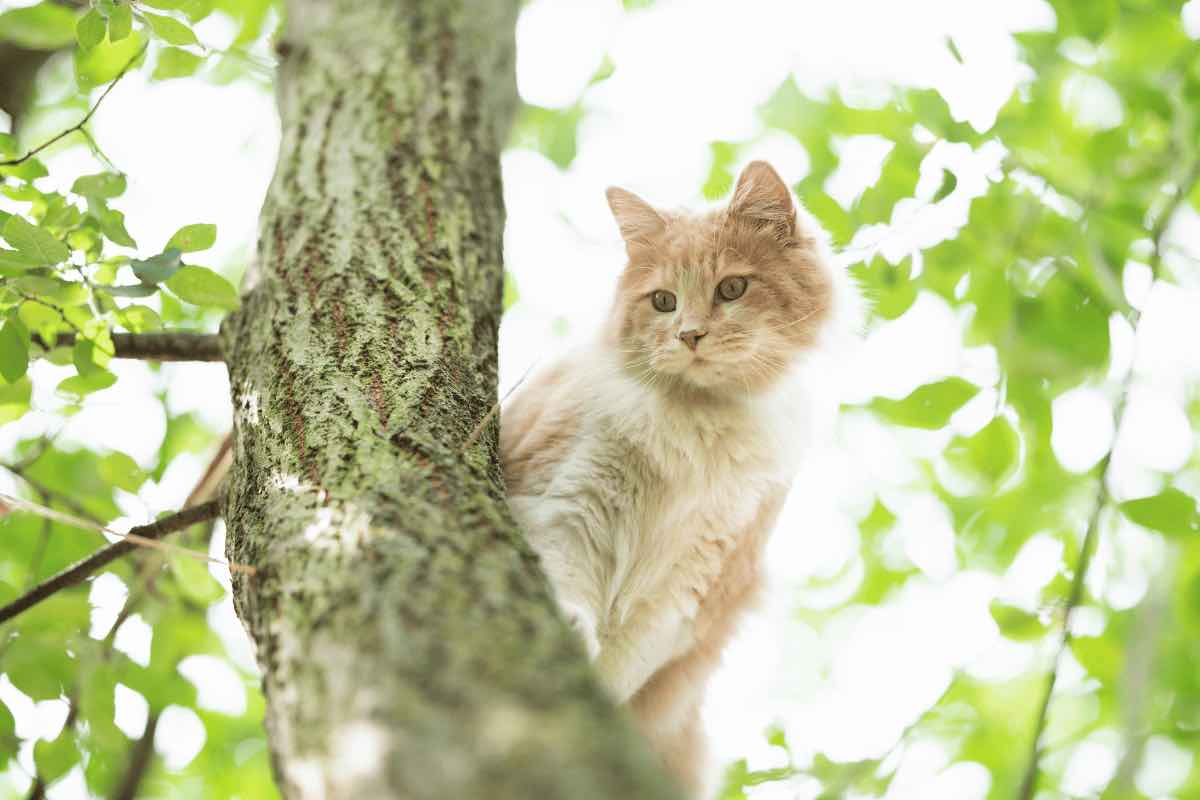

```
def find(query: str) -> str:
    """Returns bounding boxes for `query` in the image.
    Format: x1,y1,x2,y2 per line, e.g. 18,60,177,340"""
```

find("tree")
219,0,681,797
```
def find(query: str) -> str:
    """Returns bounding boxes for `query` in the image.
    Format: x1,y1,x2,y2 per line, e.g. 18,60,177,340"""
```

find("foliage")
0,1,279,798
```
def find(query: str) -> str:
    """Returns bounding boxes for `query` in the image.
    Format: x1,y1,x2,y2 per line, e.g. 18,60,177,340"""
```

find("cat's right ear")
606,187,665,248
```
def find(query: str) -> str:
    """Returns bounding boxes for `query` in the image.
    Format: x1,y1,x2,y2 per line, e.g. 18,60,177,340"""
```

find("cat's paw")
560,601,601,660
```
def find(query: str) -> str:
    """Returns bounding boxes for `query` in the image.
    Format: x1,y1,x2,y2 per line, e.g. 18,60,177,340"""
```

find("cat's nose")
679,329,707,351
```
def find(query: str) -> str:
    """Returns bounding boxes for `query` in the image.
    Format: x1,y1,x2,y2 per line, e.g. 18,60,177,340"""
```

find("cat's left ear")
727,161,797,242
606,187,666,249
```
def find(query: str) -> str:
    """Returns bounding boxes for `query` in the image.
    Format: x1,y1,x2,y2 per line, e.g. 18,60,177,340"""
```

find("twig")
0,43,147,168
460,357,541,453
185,433,233,507
111,711,160,800
0,492,252,573
1017,159,1200,800
0,500,237,626
46,332,224,362
3,462,107,526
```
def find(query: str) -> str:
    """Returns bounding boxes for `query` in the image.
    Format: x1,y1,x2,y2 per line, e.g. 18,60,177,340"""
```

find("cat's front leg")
558,599,601,660
594,603,690,703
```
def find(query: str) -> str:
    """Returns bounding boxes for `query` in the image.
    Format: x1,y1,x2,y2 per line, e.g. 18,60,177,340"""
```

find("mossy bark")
220,1,683,798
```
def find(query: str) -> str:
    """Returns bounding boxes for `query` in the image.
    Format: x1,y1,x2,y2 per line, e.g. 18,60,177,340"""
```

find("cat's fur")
501,161,856,794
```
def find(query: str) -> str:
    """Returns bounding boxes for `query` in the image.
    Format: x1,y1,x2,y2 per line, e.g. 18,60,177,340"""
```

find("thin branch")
1018,159,1200,800
0,500,223,626
47,332,224,362
3,463,108,526
186,433,233,506
0,43,147,168
1018,460,1110,800
460,356,541,453
111,711,160,800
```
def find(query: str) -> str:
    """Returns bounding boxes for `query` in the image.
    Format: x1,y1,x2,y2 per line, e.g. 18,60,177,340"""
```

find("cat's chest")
598,403,785,619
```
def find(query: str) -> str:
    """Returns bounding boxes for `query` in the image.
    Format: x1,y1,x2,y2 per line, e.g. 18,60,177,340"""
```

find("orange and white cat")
501,161,858,794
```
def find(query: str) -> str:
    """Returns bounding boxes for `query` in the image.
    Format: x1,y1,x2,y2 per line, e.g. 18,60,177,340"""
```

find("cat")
500,161,858,795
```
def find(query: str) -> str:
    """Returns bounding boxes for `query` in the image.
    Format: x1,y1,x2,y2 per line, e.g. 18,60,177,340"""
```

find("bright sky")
2,0,1199,797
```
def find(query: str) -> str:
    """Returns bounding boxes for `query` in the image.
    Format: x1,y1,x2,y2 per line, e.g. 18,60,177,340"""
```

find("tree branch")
0,43,146,168
48,332,225,362
0,501,221,626
1018,159,1200,800
112,711,160,800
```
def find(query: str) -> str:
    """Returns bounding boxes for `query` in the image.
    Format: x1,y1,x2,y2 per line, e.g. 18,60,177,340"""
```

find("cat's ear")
606,187,665,247
728,161,796,242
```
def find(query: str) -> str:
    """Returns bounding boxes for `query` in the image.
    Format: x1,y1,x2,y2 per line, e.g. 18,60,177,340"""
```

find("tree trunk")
220,2,683,798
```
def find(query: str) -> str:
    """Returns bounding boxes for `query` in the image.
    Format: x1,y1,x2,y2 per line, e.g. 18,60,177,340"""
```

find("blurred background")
1,0,1199,797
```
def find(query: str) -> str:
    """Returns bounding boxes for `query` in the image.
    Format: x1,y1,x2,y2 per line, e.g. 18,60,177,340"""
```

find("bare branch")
112,711,160,800
0,501,221,626
0,43,147,168
1018,158,1200,800
47,332,224,362
3,462,107,526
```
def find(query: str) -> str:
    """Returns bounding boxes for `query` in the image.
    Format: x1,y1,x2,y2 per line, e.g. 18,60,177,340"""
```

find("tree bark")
220,2,683,798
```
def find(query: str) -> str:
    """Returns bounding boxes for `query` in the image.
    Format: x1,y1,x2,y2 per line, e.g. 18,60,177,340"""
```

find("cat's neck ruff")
591,343,817,481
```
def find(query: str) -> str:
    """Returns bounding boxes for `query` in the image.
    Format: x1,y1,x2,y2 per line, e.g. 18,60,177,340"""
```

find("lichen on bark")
220,1,683,798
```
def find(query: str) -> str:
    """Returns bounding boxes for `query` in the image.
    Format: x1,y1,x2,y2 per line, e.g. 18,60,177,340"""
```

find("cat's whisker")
762,307,822,333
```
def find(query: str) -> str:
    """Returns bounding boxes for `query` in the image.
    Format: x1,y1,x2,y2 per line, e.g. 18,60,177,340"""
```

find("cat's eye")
717,276,748,302
651,290,676,312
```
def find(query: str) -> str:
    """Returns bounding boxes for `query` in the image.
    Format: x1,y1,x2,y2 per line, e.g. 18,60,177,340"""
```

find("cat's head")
606,161,835,396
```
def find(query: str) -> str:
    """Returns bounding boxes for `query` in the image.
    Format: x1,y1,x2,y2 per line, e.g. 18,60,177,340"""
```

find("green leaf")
76,9,107,51
989,599,1047,641
72,337,111,376
15,276,89,306
20,300,62,345
74,28,145,90
0,3,78,49
1071,635,1122,684
0,248,40,275
0,698,15,764
57,369,117,397
0,155,49,182
116,305,162,332
0,376,32,424
34,732,78,784
142,11,198,45
165,265,239,310
932,168,958,202
945,416,1021,486
71,172,127,200
0,321,30,383
510,104,584,169
87,200,137,248
1120,489,1200,538
870,378,980,429
170,552,225,604
130,248,182,283
166,223,216,253
945,36,964,64
850,255,917,321
1,215,70,267
103,283,159,298
503,271,519,311
108,2,133,41
153,46,204,79
99,451,146,492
